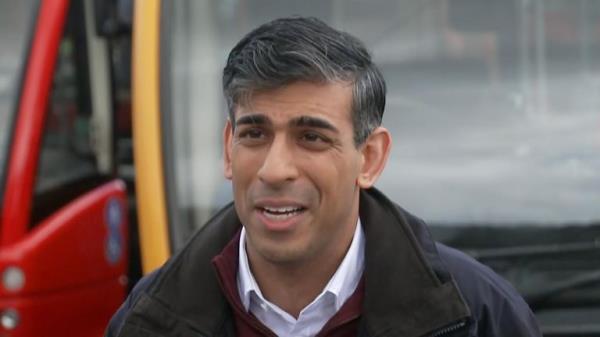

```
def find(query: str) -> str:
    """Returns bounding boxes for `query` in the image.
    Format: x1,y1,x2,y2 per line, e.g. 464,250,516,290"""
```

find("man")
106,17,541,337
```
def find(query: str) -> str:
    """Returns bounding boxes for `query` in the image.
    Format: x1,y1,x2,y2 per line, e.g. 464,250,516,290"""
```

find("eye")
236,127,269,146
299,131,332,150
301,132,323,142
238,128,264,139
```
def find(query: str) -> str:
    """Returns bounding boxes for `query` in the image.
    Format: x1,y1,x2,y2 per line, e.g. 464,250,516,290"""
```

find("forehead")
235,81,353,123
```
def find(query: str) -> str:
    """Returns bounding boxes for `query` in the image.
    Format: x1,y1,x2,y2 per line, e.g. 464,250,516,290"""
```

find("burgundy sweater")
212,232,364,337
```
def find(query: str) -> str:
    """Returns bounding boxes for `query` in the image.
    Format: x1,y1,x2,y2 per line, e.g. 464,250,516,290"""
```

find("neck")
246,216,358,318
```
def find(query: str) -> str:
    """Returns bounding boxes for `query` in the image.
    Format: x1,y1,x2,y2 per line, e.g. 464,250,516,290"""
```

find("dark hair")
222,17,386,146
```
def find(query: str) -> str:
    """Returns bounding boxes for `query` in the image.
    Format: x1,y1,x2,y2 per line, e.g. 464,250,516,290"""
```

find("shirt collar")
237,218,365,312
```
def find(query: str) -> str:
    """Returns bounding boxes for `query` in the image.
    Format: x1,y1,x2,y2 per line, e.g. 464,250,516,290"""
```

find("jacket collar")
359,188,470,336
135,188,470,336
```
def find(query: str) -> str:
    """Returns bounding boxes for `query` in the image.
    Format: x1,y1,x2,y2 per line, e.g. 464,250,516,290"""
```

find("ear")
223,119,233,180
357,127,392,188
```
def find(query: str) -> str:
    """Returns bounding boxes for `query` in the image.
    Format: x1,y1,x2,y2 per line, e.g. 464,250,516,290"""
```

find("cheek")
330,152,362,183
230,148,275,205
231,148,262,176
230,151,258,195
306,155,361,196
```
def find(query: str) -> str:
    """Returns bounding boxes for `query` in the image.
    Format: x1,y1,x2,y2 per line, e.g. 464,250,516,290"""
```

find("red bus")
0,0,133,335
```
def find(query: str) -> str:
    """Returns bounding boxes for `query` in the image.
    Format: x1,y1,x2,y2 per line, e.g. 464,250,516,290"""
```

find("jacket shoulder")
104,268,163,337
435,242,542,337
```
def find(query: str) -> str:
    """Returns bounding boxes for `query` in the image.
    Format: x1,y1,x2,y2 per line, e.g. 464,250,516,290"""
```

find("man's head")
222,17,391,269
223,17,386,146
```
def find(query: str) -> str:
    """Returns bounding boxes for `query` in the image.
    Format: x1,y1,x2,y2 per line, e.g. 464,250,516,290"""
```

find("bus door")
0,0,130,335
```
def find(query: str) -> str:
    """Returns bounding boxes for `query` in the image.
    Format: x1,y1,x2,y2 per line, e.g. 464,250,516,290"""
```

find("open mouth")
259,206,306,220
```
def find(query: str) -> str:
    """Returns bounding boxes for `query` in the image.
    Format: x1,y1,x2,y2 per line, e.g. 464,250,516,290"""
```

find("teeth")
263,206,302,213
261,206,304,220
262,209,300,219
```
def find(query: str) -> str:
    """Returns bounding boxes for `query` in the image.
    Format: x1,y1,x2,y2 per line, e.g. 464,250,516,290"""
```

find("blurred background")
1,0,599,336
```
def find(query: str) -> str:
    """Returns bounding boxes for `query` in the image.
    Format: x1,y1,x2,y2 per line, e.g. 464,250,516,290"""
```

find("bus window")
157,1,600,331
0,0,37,205
31,1,107,226
159,0,600,248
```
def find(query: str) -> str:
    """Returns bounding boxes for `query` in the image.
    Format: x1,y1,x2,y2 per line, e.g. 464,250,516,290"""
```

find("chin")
257,244,308,265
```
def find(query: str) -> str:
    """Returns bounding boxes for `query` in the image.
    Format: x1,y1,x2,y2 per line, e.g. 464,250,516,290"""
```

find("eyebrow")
235,114,270,127
234,114,339,133
290,116,339,133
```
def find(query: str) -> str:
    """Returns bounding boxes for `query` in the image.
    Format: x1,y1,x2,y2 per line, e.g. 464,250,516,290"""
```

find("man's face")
223,81,364,266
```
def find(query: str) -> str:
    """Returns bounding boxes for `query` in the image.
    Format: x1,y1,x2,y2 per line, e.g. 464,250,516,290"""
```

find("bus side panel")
0,279,123,337
0,180,128,336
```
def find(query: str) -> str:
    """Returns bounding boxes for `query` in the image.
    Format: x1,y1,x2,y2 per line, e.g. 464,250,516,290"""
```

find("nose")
257,135,299,186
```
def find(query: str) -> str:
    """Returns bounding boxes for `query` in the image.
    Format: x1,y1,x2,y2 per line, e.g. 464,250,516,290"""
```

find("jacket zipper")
428,320,467,337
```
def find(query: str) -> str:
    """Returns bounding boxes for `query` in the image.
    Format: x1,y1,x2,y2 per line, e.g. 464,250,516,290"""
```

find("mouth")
254,203,308,231
259,206,306,220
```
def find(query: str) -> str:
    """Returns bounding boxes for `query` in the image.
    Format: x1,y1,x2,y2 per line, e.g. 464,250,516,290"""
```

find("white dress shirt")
237,220,365,337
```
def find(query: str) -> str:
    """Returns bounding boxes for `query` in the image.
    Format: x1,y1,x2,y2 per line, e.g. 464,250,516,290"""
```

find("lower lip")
255,208,306,231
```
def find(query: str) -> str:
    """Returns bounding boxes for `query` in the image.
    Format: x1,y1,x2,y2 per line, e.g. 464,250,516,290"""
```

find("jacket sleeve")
104,269,161,337
475,291,541,337
435,243,542,337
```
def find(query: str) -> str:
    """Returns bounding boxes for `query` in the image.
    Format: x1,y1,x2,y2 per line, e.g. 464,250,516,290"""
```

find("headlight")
0,309,19,330
2,267,24,292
